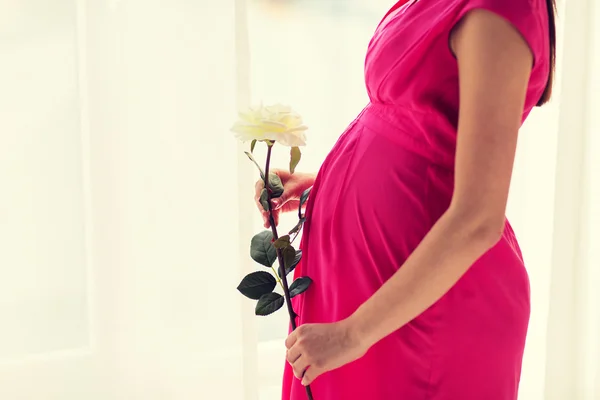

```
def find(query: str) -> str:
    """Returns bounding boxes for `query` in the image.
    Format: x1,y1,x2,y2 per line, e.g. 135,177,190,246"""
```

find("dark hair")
537,0,557,106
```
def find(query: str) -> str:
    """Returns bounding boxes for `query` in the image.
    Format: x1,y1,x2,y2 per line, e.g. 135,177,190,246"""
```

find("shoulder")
452,0,549,67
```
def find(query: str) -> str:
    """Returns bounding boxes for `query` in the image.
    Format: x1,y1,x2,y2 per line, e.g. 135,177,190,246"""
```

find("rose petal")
232,104,308,145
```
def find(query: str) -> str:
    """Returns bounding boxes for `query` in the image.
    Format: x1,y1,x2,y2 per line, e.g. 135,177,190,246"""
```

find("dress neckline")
376,0,419,30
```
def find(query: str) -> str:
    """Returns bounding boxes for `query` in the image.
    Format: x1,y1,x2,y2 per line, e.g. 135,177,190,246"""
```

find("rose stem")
264,144,315,400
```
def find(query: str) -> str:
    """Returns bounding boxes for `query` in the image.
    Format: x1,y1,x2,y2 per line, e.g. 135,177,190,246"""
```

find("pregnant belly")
304,119,454,286
296,112,527,327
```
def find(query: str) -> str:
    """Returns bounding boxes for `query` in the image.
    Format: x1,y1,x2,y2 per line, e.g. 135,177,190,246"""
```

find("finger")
258,205,270,228
254,193,262,210
301,367,322,386
271,195,287,210
254,180,266,208
291,355,310,380
264,209,279,229
255,179,265,194
255,190,266,215
285,331,298,349
286,346,301,365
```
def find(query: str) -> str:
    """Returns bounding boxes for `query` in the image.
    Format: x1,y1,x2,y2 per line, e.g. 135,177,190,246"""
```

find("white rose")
231,103,308,147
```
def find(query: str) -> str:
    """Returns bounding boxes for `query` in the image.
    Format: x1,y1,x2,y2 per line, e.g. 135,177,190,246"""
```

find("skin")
255,170,316,228
255,10,534,387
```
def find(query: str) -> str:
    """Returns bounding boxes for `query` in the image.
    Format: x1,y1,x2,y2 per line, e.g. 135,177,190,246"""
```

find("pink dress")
283,0,550,399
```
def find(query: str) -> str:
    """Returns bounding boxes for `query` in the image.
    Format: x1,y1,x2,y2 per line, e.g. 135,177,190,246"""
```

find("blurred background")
1,0,599,399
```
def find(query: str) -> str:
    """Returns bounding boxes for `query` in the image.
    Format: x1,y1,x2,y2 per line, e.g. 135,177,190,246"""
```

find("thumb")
271,194,287,210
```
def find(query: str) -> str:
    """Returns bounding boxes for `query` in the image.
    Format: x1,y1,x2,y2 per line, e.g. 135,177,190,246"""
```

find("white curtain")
541,0,600,398
0,0,598,399
1,0,252,398
508,0,600,397
85,0,254,397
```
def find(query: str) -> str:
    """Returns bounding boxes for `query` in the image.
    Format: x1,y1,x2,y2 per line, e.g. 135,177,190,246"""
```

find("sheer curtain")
1,0,251,398
83,0,255,397
1,0,598,399
542,0,600,398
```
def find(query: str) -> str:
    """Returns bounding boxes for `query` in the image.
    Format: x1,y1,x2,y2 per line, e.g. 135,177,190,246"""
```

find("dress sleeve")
453,0,544,65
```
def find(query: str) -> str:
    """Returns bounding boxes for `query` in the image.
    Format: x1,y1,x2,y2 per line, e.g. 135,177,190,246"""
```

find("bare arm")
350,9,533,349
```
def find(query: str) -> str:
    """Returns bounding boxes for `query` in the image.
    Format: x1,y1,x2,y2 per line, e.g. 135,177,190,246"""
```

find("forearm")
349,208,503,347
300,171,318,186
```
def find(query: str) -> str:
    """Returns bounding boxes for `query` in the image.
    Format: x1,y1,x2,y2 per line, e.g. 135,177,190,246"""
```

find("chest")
364,0,460,101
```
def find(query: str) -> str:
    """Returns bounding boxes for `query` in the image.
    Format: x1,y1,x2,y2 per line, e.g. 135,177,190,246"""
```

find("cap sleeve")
453,0,544,65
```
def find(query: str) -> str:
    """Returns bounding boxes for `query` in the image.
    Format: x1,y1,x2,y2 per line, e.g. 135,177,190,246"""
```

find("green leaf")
289,277,312,298
250,139,257,153
255,292,285,316
289,147,301,174
259,188,270,211
291,249,302,269
279,249,302,278
244,151,265,180
250,231,277,268
283,246,296,269
288,217,306,235
268,173,285,198
237,271,276,300
299,187,311,208
273,235,291,249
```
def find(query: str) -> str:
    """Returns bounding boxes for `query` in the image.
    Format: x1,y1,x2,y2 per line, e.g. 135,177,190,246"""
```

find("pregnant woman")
255,0,556,398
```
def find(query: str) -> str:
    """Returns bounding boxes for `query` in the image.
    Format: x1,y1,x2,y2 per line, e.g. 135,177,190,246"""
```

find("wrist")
343,310,377,351
297,171,316,188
